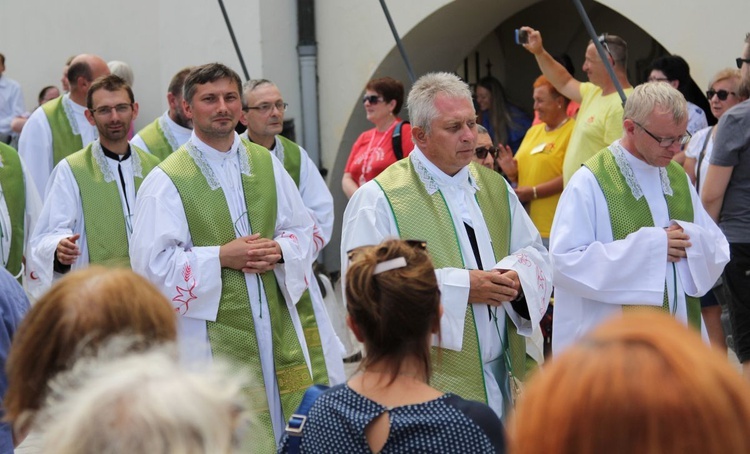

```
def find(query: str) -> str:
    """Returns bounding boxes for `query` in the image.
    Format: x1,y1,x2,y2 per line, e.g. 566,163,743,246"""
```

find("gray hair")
476,124,489,135
39,345,252,454
107,61,134,87
407,72,473,134
241,78,275,108
623,82,687,126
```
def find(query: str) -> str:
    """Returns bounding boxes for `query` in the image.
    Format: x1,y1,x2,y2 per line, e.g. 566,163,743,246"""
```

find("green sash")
375,159,527,407
159,140,315,444
67,143,159,268
41,97,84,166
138,118,173,161
277,135,302,187
0,143,26,279
584,147,701,329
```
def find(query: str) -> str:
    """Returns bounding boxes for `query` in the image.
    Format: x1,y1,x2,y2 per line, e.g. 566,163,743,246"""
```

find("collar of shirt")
409,146,479,196
65,92,87,110
100,143,131,162
190,131,241,164
163,110,192,135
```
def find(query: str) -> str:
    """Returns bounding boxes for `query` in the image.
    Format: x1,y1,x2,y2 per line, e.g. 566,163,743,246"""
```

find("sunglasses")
362,95,384,105
706,89,736,101
736,57,750,69
347,239,427,263
475,146,498,159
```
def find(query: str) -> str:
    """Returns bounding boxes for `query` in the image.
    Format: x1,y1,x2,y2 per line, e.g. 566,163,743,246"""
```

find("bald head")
67,54,110,105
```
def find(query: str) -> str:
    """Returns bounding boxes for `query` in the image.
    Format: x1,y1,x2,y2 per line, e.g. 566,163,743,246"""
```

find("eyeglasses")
347,239,427,263
633,120,691,148
475,146,498,159
706,89,736,101
736,57,750,69
243,101,288,114
90,103,133,117
597,34,615,66
362,95,384,105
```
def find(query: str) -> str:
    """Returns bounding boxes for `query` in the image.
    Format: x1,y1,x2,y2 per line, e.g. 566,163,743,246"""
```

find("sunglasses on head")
347,239,427,263
707,89,736,101
475,146,498,159
362,95,384,105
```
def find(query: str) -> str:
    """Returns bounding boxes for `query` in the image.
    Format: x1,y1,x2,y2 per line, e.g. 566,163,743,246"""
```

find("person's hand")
666,224,691,263
56,234,80,265
244,235,283,273
521,26,544,55
468,269,519,305
515,186,534,203
495,144,517,181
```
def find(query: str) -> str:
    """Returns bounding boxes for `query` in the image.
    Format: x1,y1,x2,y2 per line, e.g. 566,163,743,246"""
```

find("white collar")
608,140,673,200
186,132,250,190
409,146,479,195
162,111,192,135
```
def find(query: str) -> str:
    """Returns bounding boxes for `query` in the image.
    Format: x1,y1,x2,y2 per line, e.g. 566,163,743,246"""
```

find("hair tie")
373,257,407,275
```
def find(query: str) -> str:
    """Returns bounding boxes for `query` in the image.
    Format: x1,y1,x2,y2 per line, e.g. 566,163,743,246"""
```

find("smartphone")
515,29,528,45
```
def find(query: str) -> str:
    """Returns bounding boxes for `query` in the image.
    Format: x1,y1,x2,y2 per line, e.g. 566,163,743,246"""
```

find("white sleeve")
129,168,223,321
17,108,53,197
297,146,334,253
550,168,668,307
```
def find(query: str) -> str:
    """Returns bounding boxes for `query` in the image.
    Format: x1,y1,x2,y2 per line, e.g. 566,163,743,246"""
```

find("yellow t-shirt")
516,119,576,238
562,82,633,184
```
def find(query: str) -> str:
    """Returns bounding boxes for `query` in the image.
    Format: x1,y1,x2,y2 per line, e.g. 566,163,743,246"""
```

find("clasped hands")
468,269,521,306
666,224,691,263
220,233,283,273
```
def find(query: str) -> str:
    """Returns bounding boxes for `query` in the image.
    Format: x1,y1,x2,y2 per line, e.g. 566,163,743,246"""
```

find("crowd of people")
0,24,749,454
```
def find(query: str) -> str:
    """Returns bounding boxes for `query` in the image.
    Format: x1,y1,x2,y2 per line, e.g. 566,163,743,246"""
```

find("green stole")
41,97,84,166
159,139,318,444
375,159,528,406
67,143,160,268
138,118,173,161
584,147,702,329
277,135,302,187
0,143,26,279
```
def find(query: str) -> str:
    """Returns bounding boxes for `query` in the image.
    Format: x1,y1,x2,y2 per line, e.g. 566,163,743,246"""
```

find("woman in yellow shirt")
498,75,575,247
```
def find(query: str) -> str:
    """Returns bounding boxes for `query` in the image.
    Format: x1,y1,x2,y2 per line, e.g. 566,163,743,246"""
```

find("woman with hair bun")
279,239,506,453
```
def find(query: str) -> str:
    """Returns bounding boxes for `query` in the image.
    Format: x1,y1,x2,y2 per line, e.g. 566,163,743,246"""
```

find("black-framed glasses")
736,57,750,69
362,95,384,105
633,120,691,148
706,89,736,101
90,103,133,117
597,33,615,66
475,146,498,159
347,239,427,263
243,101,287,114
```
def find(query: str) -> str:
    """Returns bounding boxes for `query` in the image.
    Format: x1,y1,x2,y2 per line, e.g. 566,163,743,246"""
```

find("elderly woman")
473,124,497,170
4,267,177,452
497,75,574,247
342,77,414,199
279,239,505,453
509,311,750,454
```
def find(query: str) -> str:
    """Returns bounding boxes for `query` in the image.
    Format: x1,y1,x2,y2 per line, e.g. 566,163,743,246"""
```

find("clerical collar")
245,134,276,152
100,143,131,162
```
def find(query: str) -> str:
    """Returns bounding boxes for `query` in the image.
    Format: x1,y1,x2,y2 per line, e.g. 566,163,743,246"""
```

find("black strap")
695,126,714,194
285,384,329,453
392,120,408,160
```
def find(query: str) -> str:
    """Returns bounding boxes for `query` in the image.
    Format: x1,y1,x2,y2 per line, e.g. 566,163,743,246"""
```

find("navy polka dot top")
278,384,505,453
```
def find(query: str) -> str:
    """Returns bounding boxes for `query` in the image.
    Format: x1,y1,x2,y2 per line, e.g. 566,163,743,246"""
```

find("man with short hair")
18,54,110,195
702,32,750,380
0,53,25,145
129,63,341,448
521,27,633,184
27,75,160,299
550,82,729,354
342,72,552,420
240,79,333,255
131,67,194,160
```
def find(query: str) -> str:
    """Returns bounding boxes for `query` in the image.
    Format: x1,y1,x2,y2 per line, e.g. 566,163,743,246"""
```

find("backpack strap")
391,120,409,160
285,384,330,453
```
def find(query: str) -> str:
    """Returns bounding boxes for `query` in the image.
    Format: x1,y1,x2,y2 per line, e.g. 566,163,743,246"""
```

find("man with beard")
131,67,194,160
129,63,341,450
26,75,160,298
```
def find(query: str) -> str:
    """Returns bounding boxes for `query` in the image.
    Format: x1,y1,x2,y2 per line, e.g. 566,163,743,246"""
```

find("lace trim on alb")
159,115,180,151
411,153,439,194
186,141,221,190
609,142,673,199
91,140,116,183
237,143,253,177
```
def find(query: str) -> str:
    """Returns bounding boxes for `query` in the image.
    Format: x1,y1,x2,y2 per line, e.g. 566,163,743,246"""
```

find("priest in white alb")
549,82,729,354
